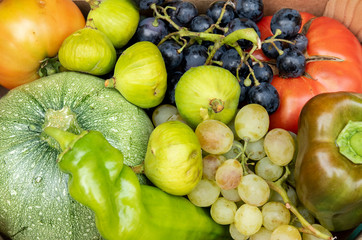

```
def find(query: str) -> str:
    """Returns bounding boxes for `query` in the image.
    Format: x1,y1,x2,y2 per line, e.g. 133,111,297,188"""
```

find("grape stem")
149,2,260,84
266,168,335,240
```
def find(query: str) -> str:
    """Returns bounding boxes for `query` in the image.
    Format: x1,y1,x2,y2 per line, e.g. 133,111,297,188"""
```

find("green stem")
223,28,260,47
43,127,86,152
85,0,101,9
336,120,362,164
38,57,62,78
267,169,335,240
151,3,181,31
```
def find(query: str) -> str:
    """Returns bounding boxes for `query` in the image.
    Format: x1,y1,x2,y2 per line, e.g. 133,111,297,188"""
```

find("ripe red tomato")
0,0,85,89
256,12,362,133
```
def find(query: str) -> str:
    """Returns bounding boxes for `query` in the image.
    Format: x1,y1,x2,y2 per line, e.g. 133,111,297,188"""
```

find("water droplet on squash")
33,176,43,184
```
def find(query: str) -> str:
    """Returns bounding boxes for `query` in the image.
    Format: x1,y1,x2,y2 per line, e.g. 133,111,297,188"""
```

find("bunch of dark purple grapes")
136,0,283,114
263,8,308,78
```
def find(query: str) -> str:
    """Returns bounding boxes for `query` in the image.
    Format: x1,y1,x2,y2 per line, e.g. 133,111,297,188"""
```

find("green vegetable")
0,72,153,240
295,92,362,231
44,126,229,240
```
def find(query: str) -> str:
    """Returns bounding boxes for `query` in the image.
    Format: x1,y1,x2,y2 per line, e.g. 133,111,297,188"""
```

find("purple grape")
206,1,236,27
270,8,302,39
247,82,280,114
277,47,306,78
235,0,264,23
136,17,168,45
182,44,208,71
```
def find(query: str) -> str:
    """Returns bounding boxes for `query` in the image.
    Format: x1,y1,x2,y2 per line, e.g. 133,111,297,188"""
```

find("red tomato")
256,12,362,133
0,0,85,89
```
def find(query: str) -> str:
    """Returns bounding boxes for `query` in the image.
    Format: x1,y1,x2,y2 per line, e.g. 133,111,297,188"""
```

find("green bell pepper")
295,92,362,232
44,127,228,240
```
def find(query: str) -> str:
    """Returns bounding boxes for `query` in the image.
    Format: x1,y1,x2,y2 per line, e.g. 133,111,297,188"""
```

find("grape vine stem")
267,170,335,240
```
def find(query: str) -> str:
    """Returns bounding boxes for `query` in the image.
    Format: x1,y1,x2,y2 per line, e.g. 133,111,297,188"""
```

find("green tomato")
175,65,241,128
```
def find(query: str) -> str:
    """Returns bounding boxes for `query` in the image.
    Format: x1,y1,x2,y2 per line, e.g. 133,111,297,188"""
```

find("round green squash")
0,72,154,240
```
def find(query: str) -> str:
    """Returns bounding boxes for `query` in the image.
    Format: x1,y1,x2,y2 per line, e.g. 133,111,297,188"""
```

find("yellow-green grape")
210,197,237,225
249,227,273,240
255,157,284,181
234,204,263,236
264,128,295,166
215,159,243,190
234,104,269,142
229,223,249,240
270,225,301,240
262,202,291,231
187,179,220,207
221,188,242,202
245,137,266,161
195,119,234,155
223,140,243,160
202,154,226,180
152,104,180,127
237,174,270,207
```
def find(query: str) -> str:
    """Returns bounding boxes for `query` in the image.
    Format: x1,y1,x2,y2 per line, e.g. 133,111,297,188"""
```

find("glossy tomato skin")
0,0,85,89
257,12,362,133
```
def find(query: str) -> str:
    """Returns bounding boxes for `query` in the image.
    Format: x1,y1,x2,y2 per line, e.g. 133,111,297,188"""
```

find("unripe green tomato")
106,41,167,109
58,27,116,75
144,121,203,196
87,0,139,48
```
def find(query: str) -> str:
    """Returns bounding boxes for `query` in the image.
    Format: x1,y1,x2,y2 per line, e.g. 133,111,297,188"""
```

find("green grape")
255,156,284,181
237,174,270,206
262,201,291,231
234,204,263,236
215,159,243,190
302,224,333,240
202,154,226,180
210,197,237,225
221,187,242,202
195,119,234,154
234,104,269,142
270,225,301,240
152,104,181,127
229,223,249,240
187,179,220,207
245,137,266,160
249,227,273,240
264,128,295,166
223,140,243,160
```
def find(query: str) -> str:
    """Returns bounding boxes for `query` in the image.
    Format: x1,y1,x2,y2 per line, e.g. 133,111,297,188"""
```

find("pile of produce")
0,0,361,239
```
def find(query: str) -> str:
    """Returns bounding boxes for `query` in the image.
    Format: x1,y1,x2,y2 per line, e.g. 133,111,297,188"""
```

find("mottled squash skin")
0,72,154,240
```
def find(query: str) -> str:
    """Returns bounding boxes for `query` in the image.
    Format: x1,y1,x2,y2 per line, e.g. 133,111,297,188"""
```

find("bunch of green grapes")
186,103,333,240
